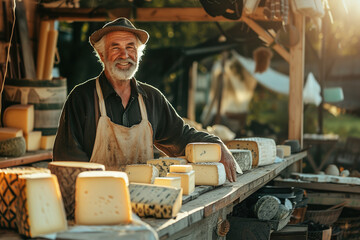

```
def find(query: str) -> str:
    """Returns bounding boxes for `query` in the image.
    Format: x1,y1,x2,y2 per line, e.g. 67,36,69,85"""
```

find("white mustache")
114,58,136,65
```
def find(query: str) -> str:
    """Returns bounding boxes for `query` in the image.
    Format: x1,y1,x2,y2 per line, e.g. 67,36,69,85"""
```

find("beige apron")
90,78,154,170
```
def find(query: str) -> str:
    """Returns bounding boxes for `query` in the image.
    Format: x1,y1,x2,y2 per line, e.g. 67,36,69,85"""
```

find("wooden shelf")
0,150,53,168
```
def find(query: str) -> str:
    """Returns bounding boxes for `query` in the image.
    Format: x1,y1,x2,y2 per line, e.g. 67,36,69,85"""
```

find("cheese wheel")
24,131,42,151
0,136,26,157
276,145,291,157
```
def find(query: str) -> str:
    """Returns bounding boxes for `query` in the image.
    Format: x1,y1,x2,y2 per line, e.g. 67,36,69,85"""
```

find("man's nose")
118,48,128,59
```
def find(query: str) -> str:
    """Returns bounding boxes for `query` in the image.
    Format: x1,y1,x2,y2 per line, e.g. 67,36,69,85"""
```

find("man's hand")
219,143,237,182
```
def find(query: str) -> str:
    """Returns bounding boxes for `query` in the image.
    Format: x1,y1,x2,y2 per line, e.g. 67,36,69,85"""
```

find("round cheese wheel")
0,136,26,157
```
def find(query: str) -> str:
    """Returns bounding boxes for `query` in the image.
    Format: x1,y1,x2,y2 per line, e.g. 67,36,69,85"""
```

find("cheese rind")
190,162,226,186
230,149,252,172
3,105,34,134
153,177,181,188
40,135,56,150
185,143,221,163
169,165,193,173
48,161,105,220
75,171,132,225
125,164,159,184
167,171,195,195
24,131,42,151
0,128,23,141
16,173,67,237
147,158,188,177
129,183,182,218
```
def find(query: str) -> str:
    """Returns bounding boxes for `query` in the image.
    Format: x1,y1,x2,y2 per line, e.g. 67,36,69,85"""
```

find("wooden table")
0,150,53,168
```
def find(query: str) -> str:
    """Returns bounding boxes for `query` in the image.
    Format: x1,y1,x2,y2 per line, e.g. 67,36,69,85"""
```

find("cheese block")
167,171,195,195
75,171,132,225
169,165,193,173
153,177,181,188
3,104,34,134
125,164,159,184
0,167,50,229
0,128,23,141
276,148,284,158
230,149,253,172
24,131,42,151
0,136,26,157
276,145,291,157
48,161,105,220
129,183,182,218
185,142,221,163
190,162,226,186
226,138,276,166
16,173,67,237
40,135,56,150
147,158,188,177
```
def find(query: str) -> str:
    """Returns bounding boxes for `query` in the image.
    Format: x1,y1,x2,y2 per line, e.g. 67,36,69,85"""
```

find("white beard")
105,58,139,81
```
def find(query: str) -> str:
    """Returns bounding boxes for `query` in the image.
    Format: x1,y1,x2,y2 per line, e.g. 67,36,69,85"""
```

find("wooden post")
187,61,198,121
289,12,305,172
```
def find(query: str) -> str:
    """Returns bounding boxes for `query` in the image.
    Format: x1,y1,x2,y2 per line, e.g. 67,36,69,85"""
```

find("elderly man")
53,17,237,182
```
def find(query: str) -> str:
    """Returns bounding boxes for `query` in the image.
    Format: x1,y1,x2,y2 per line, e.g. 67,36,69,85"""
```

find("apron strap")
96,78,107,116
138,95,148,120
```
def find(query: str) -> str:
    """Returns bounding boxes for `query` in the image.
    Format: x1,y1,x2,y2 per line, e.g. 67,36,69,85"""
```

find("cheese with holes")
24,131,42,151
169,165,193,173
0,128,23,141
75,171,132,225
16,173,67,237
0,167,50,229
226,138,276,166
230,149,253,172
185,142,221,163
3,105,34,134
276,145,291,157
125,164,159,184
48,161,105,220
129,183,182,218
190,162,226,186
147,158,188,177
167,170,195,195
40,135,56,150
153,177,181,188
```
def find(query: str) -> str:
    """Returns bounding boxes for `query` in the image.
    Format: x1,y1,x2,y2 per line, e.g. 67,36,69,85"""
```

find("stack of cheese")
0,167,67,237
186,142,226,186
167,164,195,195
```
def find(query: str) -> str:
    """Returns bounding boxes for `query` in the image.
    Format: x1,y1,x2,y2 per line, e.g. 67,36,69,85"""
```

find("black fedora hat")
89,17,149,46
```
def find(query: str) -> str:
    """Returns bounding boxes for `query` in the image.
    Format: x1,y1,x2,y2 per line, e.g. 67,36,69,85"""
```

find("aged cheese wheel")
48,161,105,220
0,167,50,229
0,136,26,157
230,149,252,172
254,195,281,220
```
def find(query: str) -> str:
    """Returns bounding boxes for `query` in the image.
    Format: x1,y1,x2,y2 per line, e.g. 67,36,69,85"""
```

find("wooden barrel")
4,78,67,135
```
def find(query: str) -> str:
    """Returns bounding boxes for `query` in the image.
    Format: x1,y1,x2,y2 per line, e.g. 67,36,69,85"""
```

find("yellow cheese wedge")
185,142,221,163
190,162,226,186
169,164,193,173
40,135,56,150
125,164,159,184
17,173,67,237
276,145,291,157
147,158,188,177
3,104,34,134
24,131,42,151
0,127,23,141
167,170,195,195
75,171,132,225
153,177,181,188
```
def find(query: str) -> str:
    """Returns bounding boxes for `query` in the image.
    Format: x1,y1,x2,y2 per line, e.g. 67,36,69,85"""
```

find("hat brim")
89,26,149,46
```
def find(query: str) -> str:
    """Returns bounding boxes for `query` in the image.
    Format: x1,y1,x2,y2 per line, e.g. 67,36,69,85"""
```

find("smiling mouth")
116,62,132,68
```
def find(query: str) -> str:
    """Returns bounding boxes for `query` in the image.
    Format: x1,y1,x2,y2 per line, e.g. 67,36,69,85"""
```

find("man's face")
103,31,139,81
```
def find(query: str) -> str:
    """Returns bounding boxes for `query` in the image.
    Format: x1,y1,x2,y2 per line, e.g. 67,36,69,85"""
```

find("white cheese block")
125,164,159,184
48,161,105,220
129,183,182,218
147,158,188,177
190,162,226,186
230,149,253,172
24,131,42,151
167,170,195,195
169,165,193,173
17,173,67,237
40,135,56,150
0,167,50,229
226,138,276,166
0,127,23,141
3,104,34,134
276,145,291,157
153,177,181,188
75,171,132,225
185,142,221,163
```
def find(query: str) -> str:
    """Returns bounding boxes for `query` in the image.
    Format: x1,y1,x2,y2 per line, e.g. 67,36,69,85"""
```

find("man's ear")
99,52,105,62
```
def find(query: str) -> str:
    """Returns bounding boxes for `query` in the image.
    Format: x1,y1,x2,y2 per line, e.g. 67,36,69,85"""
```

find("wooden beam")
241,16,290,62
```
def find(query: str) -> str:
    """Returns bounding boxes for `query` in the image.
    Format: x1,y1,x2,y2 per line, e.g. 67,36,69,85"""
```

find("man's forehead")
105,31,137,43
